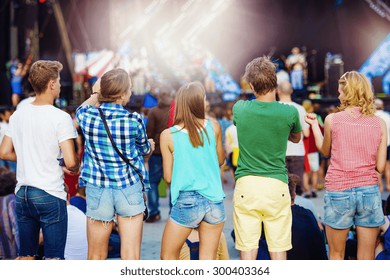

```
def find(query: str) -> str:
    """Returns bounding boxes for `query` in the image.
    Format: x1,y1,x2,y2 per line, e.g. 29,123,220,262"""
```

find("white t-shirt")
0,121,9,144
224,124,238,155
375,110,390,146
280,101,309,156
6,104,77,200
65,205,88,260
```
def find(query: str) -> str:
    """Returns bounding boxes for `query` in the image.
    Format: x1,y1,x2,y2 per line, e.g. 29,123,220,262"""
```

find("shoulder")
160,128,173,141
129,111,144,122
232,100,246,111
209,119,221,130
324,113,335,123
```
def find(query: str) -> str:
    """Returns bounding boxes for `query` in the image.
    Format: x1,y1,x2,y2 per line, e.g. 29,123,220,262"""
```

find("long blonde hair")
338,71,375,116
174,81,209,148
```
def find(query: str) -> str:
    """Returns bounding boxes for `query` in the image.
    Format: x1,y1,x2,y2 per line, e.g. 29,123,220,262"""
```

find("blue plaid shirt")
76,103,151,190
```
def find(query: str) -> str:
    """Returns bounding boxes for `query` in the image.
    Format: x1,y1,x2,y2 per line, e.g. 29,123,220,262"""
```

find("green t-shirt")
233,99,302,183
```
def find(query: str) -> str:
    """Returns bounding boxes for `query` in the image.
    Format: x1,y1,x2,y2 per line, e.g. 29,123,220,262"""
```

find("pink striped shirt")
325,108,382,191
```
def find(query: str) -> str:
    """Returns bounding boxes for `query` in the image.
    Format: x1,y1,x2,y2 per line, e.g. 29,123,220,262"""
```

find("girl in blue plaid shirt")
76,69,154,260
160,81,226,259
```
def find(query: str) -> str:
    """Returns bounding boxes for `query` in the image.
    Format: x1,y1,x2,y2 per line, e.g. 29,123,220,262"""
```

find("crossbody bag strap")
98,108,145,187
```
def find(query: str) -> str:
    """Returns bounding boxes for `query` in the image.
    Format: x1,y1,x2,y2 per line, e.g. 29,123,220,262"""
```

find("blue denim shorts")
324,185,385,229
170,191,226,228
15,186,67,259
86,181,145,222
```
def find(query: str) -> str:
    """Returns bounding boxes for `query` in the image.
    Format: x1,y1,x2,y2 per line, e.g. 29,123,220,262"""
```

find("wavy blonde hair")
338,71,375,116
174,81,209,148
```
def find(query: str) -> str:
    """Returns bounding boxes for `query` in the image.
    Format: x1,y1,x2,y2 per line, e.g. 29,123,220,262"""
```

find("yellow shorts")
233,175,292,252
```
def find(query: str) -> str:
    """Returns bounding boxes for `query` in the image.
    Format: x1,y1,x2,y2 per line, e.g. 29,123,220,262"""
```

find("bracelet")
91,92,99,95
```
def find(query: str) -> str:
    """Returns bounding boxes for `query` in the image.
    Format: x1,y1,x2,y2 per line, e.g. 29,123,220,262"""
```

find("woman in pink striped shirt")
305,71,387,260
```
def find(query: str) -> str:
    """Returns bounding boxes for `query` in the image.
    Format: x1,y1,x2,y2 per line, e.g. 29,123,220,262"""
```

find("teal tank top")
169,120,225,206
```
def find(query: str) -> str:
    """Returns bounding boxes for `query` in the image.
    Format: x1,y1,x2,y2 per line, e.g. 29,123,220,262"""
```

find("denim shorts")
170,191,226,228
86,181,145,222
15,186,67,259
324,185,385,229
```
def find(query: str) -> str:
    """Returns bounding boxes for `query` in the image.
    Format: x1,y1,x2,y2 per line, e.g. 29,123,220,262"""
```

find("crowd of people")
0,53,390,261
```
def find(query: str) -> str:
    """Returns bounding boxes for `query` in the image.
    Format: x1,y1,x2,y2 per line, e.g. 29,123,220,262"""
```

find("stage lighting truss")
365,0,390,21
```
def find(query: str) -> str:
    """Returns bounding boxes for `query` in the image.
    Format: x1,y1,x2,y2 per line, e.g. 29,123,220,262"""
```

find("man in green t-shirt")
233,56,302,260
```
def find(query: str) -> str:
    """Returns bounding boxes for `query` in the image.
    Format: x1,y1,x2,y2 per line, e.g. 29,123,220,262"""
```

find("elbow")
376,165,385,174
320,151,330,158
66,159,79,171
291,138,300,144
164,176,171,184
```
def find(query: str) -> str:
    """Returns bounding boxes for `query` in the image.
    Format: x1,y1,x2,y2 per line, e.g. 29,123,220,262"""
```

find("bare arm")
160,129,174,184
302,127,310,138
79,78,100,107
0,136,16,161
305,113,332,158
288,131,301,143
211,120,225,166
376,119,388,173
59,139,80,174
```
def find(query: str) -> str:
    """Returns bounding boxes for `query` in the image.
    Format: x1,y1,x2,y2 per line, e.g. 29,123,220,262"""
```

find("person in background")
305,71,387,260
146,86,173,223
0,168,18,259
160,81,226,260
0,60,80,260
285,47,306,90
374,98,390,192
277,81,310,197
302,100,323,197
0,106,16,172
375,194,390,260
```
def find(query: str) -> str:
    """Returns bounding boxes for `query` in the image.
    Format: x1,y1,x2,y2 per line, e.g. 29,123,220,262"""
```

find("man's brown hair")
28,60,63,94
243,56,277,95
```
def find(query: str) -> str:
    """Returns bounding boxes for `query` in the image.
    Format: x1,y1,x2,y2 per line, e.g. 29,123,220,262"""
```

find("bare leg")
325,225,349,260
198,221,224,260
12,94,20,107
356,226,379,260
269,251,287,260
385,160,390,191
160,219,192,260
303,172,311,195
378,173,384,193
375,242,384,259
311,171,319,191
117,213,144,260
240,249,258,260
87,219,112,260
16,256,35,260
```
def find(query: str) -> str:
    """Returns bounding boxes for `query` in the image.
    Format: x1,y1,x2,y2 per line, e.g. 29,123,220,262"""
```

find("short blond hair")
28,60,63,94
338,71,375,116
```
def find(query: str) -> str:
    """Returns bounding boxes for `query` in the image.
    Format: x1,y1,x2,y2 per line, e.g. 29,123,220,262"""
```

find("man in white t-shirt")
0,60,79,260
277,81,310,195
374,98,390,192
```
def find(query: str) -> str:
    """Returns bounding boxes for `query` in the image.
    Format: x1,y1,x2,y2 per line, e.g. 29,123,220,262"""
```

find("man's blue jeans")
15,186,67,259
147,155,163,216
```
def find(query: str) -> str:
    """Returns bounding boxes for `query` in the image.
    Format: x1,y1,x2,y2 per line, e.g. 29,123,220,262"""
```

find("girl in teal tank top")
160,81,226,260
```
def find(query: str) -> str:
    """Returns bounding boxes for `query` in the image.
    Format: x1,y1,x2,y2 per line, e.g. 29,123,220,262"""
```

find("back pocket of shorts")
329,195,350,215
362,192,381,212
86,186,104,210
